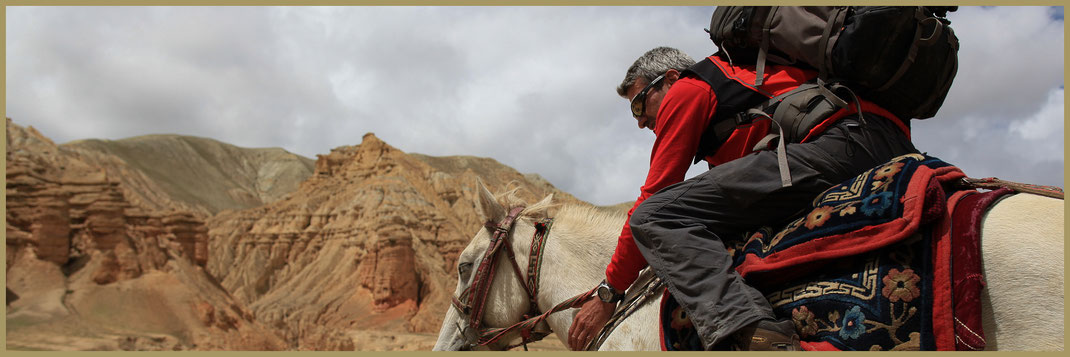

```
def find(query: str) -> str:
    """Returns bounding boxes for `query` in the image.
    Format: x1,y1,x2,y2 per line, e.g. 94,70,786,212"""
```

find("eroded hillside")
6,118,590,350
206,133,588,348
5,118,287,350
64,134,315,215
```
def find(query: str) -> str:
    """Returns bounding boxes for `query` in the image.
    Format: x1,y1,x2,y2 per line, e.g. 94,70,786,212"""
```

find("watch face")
597,286,612,301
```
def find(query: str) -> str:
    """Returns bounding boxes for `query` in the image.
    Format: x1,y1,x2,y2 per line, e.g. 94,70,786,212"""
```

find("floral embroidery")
804,206,836,229
839,205,857,216
792,306,818,338
871,179,891,191
882,268,921,303
874,162,905,180
670,306,692,330
859,192,895,216
839,306,867,340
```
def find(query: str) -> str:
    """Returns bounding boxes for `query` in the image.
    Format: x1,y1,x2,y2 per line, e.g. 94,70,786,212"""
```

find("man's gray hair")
616,46,697,97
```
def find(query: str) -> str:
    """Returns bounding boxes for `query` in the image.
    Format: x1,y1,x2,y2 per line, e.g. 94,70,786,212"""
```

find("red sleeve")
604,78,717,290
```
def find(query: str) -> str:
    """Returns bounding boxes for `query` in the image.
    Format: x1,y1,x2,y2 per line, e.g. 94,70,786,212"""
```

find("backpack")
706,6,959,120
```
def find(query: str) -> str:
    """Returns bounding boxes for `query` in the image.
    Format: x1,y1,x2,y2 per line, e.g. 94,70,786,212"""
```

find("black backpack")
707,6,959,120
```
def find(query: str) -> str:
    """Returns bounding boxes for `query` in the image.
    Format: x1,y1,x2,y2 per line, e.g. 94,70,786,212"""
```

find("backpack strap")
753,6,779,86
876,7,959,112
746,108,793,187
817,7,851,80
877,8,932,92
682,58,771,164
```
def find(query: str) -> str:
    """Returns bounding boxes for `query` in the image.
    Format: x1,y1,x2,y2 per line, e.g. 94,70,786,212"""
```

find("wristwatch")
596,279,625,303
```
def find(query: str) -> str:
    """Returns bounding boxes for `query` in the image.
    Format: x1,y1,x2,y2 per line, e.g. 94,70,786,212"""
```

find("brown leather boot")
732,319,801,351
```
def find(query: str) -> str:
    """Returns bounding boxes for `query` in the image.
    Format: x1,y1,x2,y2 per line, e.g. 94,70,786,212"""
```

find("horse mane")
551,205,628,240
491,184,557,221
490,183,626,230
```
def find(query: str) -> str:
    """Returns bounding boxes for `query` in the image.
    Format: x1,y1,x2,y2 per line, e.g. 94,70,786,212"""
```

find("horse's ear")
476,178,505,222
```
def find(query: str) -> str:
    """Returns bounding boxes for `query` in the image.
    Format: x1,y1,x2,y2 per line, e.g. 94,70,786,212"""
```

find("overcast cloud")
6,6,1064,206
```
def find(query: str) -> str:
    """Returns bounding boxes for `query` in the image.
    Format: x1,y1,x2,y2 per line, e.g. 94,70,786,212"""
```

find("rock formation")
6,119,210,281
206,132,587,348
5,118,286,350
7,117,593,350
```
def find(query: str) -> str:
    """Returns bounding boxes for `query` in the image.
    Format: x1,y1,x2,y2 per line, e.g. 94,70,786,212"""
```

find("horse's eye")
458,262,473,279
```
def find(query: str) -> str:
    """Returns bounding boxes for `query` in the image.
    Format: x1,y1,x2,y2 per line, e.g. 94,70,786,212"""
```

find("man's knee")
629,195,667,246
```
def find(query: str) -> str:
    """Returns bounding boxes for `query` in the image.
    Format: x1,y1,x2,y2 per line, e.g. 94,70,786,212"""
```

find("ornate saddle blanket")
660,154,1020,351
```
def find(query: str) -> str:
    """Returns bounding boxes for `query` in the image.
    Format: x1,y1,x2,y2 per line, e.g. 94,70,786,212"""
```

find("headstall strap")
475,217,561,349
525,219,553,316
466,206,526,331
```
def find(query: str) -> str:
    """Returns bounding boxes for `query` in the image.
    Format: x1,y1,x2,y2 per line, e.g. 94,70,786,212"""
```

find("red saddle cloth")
659,155,1026,351
942,187,1014,350
791,185,1009,351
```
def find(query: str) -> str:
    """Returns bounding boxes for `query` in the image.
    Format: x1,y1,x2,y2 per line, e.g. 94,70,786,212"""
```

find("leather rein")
450,206,595,350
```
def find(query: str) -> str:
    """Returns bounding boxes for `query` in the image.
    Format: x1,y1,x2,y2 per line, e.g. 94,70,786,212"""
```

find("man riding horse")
567,43,918,351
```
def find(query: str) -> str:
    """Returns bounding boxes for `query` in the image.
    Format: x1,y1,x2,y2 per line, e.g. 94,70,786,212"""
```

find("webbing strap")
754,6,780,87
816,79,850,108
878,8,930,92
917,24,958,115
747,108,792,187
685,57,775,164
818,7,850,80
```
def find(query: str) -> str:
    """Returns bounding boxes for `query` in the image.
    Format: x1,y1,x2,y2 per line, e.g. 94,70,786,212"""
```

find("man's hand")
567,297,616,350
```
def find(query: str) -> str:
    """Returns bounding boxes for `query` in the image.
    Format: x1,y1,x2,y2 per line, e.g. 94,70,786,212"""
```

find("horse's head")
433,180,554,351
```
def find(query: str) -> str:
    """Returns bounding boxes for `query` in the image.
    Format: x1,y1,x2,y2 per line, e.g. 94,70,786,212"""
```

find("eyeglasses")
630,74,665,118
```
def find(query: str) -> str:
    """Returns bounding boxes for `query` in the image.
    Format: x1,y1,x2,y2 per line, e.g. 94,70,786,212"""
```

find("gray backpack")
696,6,958,187
707,6,959,121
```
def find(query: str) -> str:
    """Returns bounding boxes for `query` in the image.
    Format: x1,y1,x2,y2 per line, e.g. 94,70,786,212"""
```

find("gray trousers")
629,116,918,349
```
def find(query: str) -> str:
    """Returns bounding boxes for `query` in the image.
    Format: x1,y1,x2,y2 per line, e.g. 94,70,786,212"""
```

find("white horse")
432,183,1064,351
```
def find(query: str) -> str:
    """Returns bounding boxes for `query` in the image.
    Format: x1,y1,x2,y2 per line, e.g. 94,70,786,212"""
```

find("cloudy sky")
6,6,1064,206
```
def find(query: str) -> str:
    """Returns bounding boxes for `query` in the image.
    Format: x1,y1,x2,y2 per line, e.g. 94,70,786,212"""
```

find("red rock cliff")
5,118,286,351
206,132,585,346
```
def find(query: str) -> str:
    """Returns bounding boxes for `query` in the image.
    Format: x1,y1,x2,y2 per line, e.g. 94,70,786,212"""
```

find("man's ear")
663,69,682,86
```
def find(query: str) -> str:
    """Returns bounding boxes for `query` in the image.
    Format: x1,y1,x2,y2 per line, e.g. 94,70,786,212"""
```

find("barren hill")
5,118,287,350
205,133,589,349
63,134,314,215
7,117,605,350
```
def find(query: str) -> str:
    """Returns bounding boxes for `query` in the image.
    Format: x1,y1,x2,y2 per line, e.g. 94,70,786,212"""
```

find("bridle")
450,205,595,350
